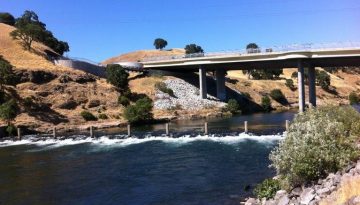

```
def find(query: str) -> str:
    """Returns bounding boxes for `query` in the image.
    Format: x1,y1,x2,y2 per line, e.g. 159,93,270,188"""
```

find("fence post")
53,127,57,138
204,122,208,135
286,120,290,131
17,127,21,140
244,121,248,133
165,123,169,136
90,126,94,137
127,124,131,137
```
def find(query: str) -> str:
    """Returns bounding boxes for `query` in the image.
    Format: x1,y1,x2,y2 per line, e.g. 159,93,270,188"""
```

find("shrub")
261,96,272,112
106,64,129,90
349,92,359,105
124,97,153,123
0,56,15,90
270,106,360,188
0,99,18,125
98,113,108,120
316,70,331,90
270,89,288,105
155,82,175,97
291,71,298,79
6,124,16,136
225,99,240,114
80,111,98,121
0,12,15,26
285,79,295,90
118,96,130,106
243,69,283,80
253,178,281,199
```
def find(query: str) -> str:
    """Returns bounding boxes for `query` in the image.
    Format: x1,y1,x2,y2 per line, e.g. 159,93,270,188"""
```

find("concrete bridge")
138,43,360,112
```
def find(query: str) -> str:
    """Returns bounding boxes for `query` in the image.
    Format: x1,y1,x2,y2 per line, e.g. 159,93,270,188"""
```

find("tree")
316,70,330,90
225,99,240,114
185,44,204,54
246,43,260,53
106,64,129,91
349,92,359,105
0,12,15,26
153,38,168,50
10,23,44,50
0,99,18,126
0,56,15,90
242,69,283,80
261,95,272,112
124,97,153,123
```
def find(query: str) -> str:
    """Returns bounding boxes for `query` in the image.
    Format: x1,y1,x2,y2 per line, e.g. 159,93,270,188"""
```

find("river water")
0,111,295,205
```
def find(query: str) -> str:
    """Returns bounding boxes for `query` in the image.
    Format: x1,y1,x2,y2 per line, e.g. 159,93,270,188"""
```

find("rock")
74,74,96,84
245,198,258,205
59,74,73,83
316,187,330,195
277,195,290,205
57,100,78,110
300,188,315,205
14,70,57,84
347,196,360,205
87,100,101,108
264,199,276,205
275,190,287,200
291,187,302,197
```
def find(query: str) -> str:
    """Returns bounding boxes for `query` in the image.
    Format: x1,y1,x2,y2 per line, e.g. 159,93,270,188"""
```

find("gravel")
154,79,226,110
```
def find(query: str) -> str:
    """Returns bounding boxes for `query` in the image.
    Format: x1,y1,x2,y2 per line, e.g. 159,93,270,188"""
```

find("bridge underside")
147,55,360,112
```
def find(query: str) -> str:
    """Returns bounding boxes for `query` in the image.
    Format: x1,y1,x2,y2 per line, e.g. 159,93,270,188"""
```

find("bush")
106,64,129,90
316,70,331,90
6,124,16,136
0,99,18,124
270,89,288,105
124,97,153,123
0,56,15,89
155,82,175,97
253,178,281,199
285,79,295,90
225,99,240,114
80,111,98,121
118,96,130,106
98,113,108,120
261,96,272,112
349,92,359,105
0,12,15,26
270,106,360,188
243,69,283,80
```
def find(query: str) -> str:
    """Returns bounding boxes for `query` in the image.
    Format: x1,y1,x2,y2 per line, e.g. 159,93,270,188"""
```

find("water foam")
0,132,284,149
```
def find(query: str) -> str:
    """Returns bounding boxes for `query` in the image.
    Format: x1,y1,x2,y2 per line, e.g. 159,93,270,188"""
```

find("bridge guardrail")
141,42,360,62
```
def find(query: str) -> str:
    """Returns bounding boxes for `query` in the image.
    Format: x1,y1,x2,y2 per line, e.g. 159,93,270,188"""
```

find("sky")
1,0,360,62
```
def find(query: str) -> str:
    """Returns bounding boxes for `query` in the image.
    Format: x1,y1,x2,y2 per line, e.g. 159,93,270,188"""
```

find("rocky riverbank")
243,160,360,205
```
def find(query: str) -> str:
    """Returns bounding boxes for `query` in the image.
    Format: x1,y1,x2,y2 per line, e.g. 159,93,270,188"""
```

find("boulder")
87,100,101,108
291,187,302,197
300,188,315,205
245,198,259,205
275,190,287,200
277,195,290,205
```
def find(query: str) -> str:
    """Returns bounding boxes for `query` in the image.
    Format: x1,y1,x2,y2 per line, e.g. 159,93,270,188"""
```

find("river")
0,110,297,205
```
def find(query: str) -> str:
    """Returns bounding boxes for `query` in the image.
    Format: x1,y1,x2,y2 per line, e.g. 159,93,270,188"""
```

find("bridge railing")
141,42,360,62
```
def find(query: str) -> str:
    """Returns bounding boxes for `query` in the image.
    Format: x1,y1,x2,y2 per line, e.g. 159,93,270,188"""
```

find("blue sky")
1,0,359,62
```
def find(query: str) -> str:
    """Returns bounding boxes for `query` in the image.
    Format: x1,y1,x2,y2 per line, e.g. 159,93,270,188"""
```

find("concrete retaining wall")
55,59,106,78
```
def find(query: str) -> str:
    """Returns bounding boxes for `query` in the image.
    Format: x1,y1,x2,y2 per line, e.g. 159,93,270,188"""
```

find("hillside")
102,48,185,64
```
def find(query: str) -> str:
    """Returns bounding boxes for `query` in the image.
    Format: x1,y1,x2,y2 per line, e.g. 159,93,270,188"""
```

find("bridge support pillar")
298,60,306,113
199,67,207,99
308,66,317,107
216,69,226,101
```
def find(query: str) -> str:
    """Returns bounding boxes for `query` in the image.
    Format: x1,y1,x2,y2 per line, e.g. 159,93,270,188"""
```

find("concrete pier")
199,66,207,99
215,69,226,101
308,66,317,107
297,60,306,112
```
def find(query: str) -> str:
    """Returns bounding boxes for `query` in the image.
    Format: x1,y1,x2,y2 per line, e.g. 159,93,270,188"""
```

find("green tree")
349,92,359,105
0,99,18,126
243,69,283,80
0,12,15,26
106,64,129,91
316,70,331,90
270,89,288,105
225,99,240,114
246,43,260,53
153,38,168,50
261,95,272,112
124,97,153,123
285,79,295,90
184,44,204,54
10,23,44,50
0,56,15,90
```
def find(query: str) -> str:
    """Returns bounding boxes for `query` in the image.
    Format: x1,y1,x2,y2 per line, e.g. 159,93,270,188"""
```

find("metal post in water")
204,122,208,135
53,127,57,138
127,124,131,137
165,123,169,136
90,126,94,137
244,121,248,133
285,120,290,131
17,127,21,140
